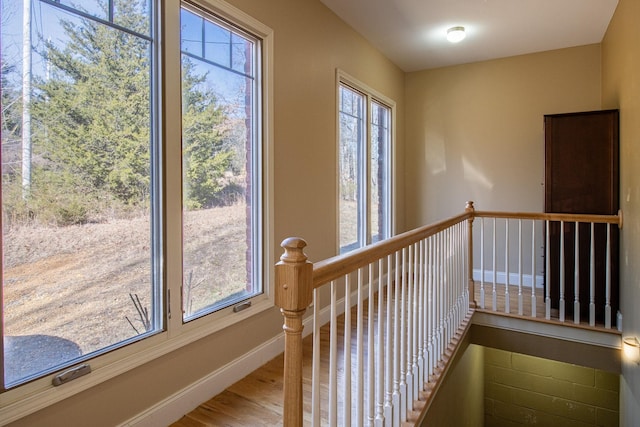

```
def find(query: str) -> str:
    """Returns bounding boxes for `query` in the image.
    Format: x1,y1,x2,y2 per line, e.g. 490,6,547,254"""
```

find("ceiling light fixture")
446,26,466,43
623,337,640,364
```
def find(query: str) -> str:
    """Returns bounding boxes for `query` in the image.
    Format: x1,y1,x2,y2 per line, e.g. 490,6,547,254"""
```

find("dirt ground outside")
3,204,247,380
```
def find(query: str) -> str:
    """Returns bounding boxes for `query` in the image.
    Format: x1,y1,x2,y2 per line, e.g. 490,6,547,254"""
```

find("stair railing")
473,209,622,328
275,203,475,426
274,202,623,426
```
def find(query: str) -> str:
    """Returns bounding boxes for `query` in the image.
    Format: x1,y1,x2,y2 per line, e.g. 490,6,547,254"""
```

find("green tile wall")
484,347,620,427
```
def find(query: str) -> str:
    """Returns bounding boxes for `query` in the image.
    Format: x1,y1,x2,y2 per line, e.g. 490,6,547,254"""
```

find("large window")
180,4,263,320
338,74,393,253
0,0,271,408
1,0,159,389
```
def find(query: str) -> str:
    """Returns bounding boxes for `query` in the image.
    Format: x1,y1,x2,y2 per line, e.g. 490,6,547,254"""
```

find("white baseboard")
121,307,321,427
118,327,287,427
120,289,346,427
473,269,544,288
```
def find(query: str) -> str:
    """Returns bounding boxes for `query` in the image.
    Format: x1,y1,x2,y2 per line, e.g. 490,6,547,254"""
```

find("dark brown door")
544,110,619,323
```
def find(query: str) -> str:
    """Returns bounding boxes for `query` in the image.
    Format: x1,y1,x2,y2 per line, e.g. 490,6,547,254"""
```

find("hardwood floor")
170,283,605,426
474,282,546,318
171,354,289,426
473,281,616,330
170,292,472,426
169,322,318,426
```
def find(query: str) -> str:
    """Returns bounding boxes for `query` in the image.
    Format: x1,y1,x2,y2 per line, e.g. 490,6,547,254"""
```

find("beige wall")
11,0,639,424
229,0,406,260
421,343,484,426
601,0,640,424
404,45,602,227
6,1,405,426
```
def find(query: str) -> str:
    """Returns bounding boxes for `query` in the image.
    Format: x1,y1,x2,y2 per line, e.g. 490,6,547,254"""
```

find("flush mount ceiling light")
446,26,466,43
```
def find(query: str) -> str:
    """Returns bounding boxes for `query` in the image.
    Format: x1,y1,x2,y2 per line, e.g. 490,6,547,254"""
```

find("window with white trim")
338,74,393,253
0,0,271,406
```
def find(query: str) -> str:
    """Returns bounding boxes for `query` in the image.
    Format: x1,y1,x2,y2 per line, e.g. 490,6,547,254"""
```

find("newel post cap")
275,237,313,312
465,200,475,212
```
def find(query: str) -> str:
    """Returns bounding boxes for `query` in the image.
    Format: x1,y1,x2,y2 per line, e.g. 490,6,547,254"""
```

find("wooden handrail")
474,210,622,227
274,202,624,426
312,209,622,292
312,212,472,289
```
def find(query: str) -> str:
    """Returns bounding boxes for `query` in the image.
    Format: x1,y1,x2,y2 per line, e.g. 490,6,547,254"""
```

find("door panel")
544,110,619,323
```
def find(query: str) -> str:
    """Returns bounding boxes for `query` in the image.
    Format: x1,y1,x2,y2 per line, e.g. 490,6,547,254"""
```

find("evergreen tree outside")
1,61,22,185
3,0,235,226
181,58,234,210
0,0,261,384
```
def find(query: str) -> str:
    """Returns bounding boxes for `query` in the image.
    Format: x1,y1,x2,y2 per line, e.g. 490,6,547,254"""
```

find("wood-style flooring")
169,283,606,426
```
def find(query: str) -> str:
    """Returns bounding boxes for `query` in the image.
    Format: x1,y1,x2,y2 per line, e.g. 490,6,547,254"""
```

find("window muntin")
0,0,271,409
180,4,262,321
370,100,390,244
338,80,392,253
1,0,159,387
338,85,365,251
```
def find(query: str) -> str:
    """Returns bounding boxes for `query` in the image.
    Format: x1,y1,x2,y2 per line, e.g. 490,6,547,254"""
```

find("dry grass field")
3,204,247,360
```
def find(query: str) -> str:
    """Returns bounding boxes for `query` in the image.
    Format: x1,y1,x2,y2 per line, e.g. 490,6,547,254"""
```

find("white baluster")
458,223,463,313
399,247,408,422
440,230,445,347
439,231,445,360
356,268,365,427
312,288,321,426
405,245,414,411
531,220,537,317
492,218,497,311
464,221,470,309
450,226,454,325
480,218,485,309
505,219,510,314
589,222,596,327
545,220,551,320
435,234,441,363
329,281,338,426
560,221,565,322
455,224,461,326
368,263,375,425
451,226,456,327
344,274,352,426
417,240,425,391
574,222,580,324
384,254,393,424
443,229,448,343
376,259,385,426
418,239,427,390
606,223,612,329
392,250,401,427
518,219,523,315
427,237,434,378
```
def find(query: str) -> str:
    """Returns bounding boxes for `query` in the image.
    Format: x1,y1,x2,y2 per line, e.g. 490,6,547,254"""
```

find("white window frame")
178,1,269,323
336,69,395,253
0,0,274,422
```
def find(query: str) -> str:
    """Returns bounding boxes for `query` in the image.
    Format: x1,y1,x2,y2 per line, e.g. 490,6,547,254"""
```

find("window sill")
0,295,274,425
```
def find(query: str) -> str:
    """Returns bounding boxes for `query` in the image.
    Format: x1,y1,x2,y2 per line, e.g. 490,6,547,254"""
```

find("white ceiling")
319,0,619,72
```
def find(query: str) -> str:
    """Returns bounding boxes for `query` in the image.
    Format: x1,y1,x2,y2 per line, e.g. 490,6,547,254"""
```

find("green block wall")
484,347,619,426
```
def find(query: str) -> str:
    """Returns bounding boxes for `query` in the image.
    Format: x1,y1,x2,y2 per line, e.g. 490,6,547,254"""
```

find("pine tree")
181,58,233,210
32,0,152,210
24,0,233,222
1,61,22,179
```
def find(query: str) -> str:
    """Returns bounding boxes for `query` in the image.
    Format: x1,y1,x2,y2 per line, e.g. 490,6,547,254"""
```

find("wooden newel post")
275,237,313,427
465,201,477,308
